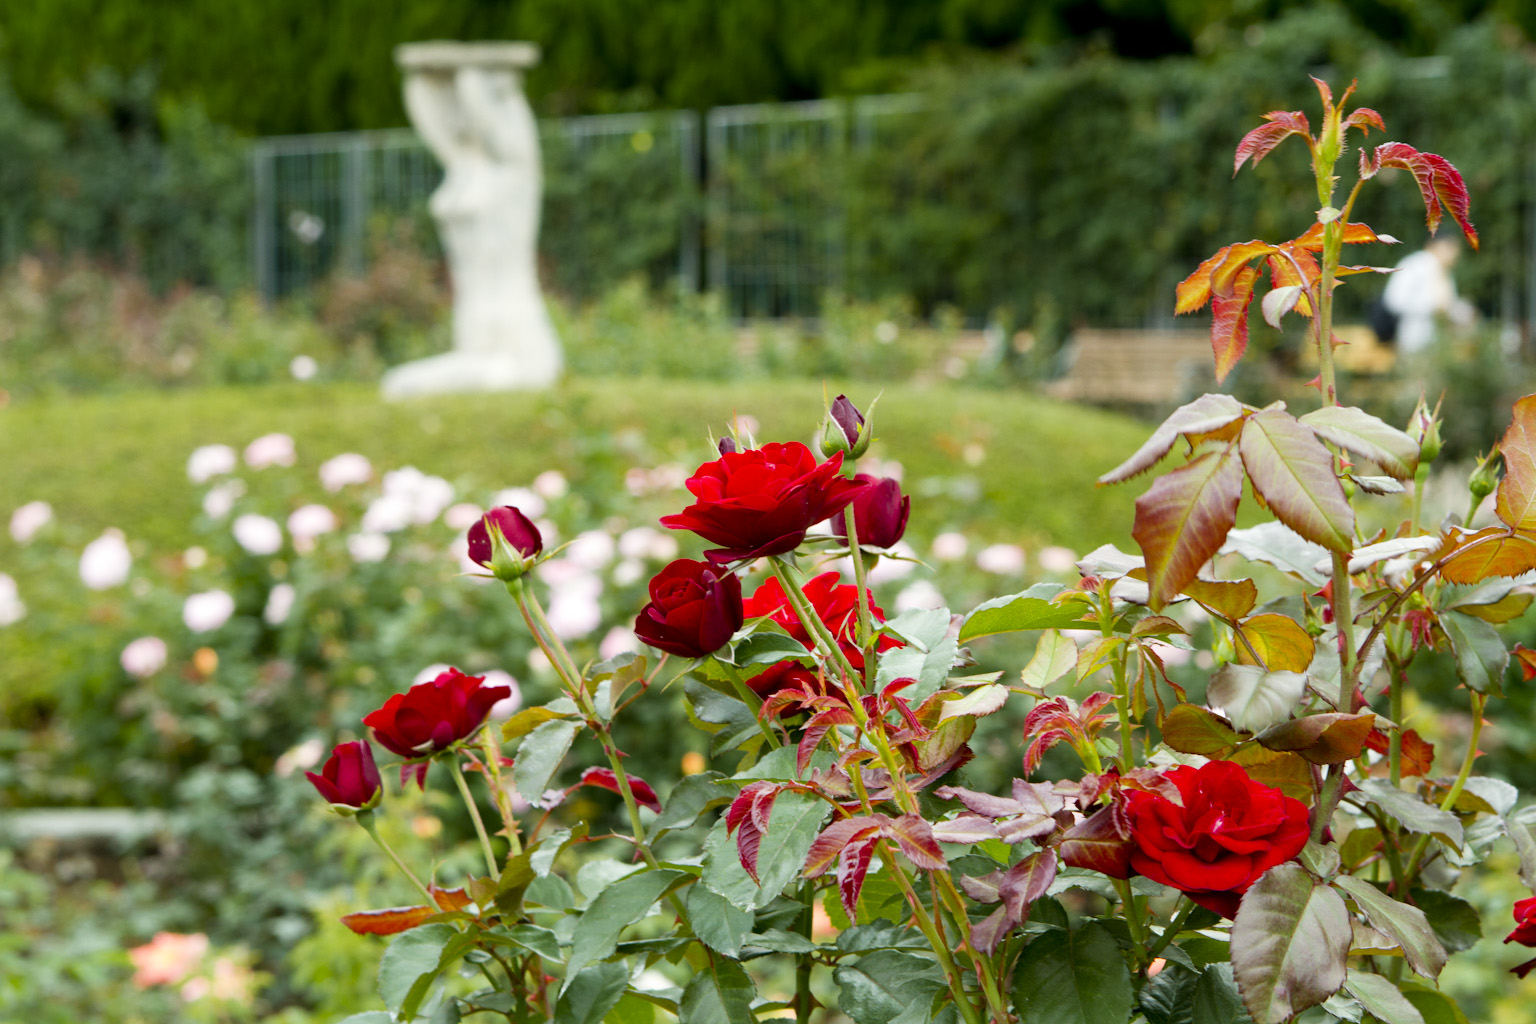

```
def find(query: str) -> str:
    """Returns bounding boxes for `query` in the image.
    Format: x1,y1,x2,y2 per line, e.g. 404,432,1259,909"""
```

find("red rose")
831,475,910,549
1507,897,1536,977
634,559,744,658
741,572,900,697
660,442,867,563
305,740,382,813
363,668,512,786
1123,759,1309,918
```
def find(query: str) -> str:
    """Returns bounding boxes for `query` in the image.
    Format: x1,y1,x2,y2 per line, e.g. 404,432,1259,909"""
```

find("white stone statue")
382,41,561,399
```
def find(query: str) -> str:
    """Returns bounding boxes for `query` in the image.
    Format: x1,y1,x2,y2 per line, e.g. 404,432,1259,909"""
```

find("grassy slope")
0,379,1150,555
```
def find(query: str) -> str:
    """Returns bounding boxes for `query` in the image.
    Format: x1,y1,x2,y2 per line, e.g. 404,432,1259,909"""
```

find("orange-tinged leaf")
1212,240,1280,298
1437,530,1536,584
1293,221,1394,250
1230,745,1314,803
1235,613,1316,672
1132,445,1244,610
1183,576,1259,618
1364,728,1435,777
1345,108,1385,135
1098,392,1247,484
1239,409,1354,553
1211,264,1259,382
1374,142,1479,250
430,886,472,912
1176,246,1230,314
1234,112,1311,174
1256,712,1376,764
341,904,436,936
1496,395,1536,530
1313,76,1334,110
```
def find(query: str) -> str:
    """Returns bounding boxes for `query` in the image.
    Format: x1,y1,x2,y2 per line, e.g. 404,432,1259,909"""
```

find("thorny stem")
1113,878,1149,969
881,843,986,1024
843,506,879,689
482,727,522,857
1403,691,1488,883
1145,898,1199,964
770,556,863,684
356,812,436,907
448,754,501,877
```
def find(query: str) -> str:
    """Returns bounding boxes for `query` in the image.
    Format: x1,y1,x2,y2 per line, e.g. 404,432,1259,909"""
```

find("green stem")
1311,765,1343,844
448,754,500,877
712,657,782,748
842,506,878,689
1146,898,1198,963
508,579,585,695
1403,691,1487,883
482,726,522,857
357,812,436,906
883,845,985,1024
1112,878,1149,969
1388,657,1404,790
796,881,815,1024
770,556,862,683
933,871,1011,1023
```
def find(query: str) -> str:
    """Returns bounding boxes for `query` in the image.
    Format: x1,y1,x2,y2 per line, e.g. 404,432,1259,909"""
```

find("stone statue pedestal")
382,41,562,399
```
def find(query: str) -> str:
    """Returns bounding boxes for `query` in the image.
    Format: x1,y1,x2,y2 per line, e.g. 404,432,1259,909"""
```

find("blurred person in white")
1380,235,1475,354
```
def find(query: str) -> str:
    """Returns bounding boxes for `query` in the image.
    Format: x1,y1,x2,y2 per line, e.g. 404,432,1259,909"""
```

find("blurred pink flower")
348,532,390,563
619,526,678,562
319,453,372,492
121,636,168,677
547,576,603,639
0,573,25,626
232,514,283,555
287,504,337,552
80,530,132,589
895,580,945,612
600,626,639,660
186,445,237,484
264,583,296,625
289,354,318,381
532,470,568,500
482,669,522,720
202,480,245,519
9,500,52,543
128,931,209,988
1036,545,1079,574
491,486,545,519
183,590,235,633
274,737,325,777
567,530,616,571
930,532,968,562
382,467,455,525
976,543,1026,575
443,502,484,531
244,433,295,469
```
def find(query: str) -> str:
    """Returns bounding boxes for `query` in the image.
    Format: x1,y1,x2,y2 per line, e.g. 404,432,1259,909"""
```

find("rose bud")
467,506,543,582
634,559,744,659
363,668,512,786
305,740,382,814
1122,759,1309,918
819,394,872,459
661,442,867,563
717,435,739,455
1507,897,1536,977
831,474,910,549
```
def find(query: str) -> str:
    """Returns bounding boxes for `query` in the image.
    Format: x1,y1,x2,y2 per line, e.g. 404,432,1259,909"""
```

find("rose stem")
447,753,500,876
356,811,436,906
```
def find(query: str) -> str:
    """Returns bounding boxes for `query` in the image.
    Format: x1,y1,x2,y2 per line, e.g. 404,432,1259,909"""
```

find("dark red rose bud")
831,474,910,549
467,506,543,582
717,436,739,455
634,558,744,658
363,669,512,786
1123,760,1309,918
305,740,382,813
820,395,871,459
660,442,868,563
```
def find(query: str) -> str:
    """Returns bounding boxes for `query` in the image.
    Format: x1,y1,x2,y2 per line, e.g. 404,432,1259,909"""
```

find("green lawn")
0,378,1151,555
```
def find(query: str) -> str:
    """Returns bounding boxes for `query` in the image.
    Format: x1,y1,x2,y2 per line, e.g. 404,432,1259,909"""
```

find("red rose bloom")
634,559,744,658
741,572,900,697
1124,759,1309,918
467,506,543,579
305,740,382,813
363,668,511,786
1507,897,1536,978
831,475,910,549
660,442,867,563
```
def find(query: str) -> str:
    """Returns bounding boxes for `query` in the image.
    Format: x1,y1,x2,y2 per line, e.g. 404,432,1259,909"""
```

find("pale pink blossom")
600,626,639,660
347,532,390,563
287,504,337,552
381,467,454,525
976,543,1026,575
121,636,168,677
611,559,645,587
482,670,521,720
183,590,236,633
526,648,553,675
895,580,945,612
264,583,296,625
128,932,209,988
319,453,372,492
618,526,677,562
491,487,545,519
274,738,325,777
244,433,295,469
184,546,208,569
363,494,413,533
1036,546,1079,574
9,500,52,542
867,541,918,585
930,532,969,562
0,573,24,626
546,576,603,639
232,514,283,555
186,445,237,484
532,470,568,500
202,480,245,519
567,530,616,571
443,503,484,531
289,354,318,381
80,530,132,589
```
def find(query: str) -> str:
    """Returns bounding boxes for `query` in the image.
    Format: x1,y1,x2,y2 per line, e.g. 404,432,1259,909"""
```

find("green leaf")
1161,704,1242,757
744,928,817,954
1205,664,1306,733
834,950,946,1024
1409,889,1482,953
1021,630,1079,690
836,920,928,952
678,957,756,1024
564,869,687,987
733,630,812,666
555,962,630,1024
1299,406,1419,480
1230,864,1350,1024
514,719,580,803
530,824,588,877
1132,445,1245,610
1012,923,1134,1024
1239,409,1354,553
335,1015,395,1024
1399,984,1469,1024
486,923,561,961
1221,523,1329,585
502,703,575,742
1140,962,1199,1024
647,771,728,841
1100,393,1248,484
1343,970,1426,1024
1331,878,1447,981
883,607,953,650
937,683,1008,721
1192,964,1250,1024
686,881,754,957
1354,780,1464,849
959,584,1095,642
684,679,761,756
604,993,657,1024
701,791,831,909
378,924,456,1019
1440,610,1508,696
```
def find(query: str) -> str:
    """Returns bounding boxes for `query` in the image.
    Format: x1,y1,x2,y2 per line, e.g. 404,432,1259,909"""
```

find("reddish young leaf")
1344,108,1385,135
885,814,947,871
804,814,886,878
1496,395,1536,531
1293,221,1396,250
1239,409,1354,553
798,706,856,775
578,766,662,812
1363,728,1435,777
1176,246,1231,314
1058,803,1133,879
1132,445,1245,610
430,886,473,912
836,838,877,921
1372,142,1479,249
1210,264,1260,382
1515,644,1536,682
1234,111,1311,175
1211,240,1281,297
997,849,1059,920
341,904,437,936
1017,693,1118,774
